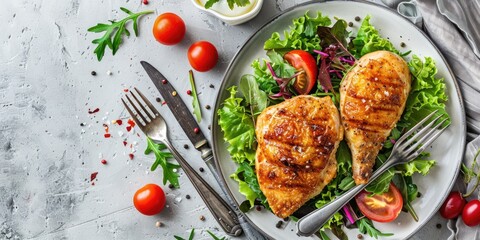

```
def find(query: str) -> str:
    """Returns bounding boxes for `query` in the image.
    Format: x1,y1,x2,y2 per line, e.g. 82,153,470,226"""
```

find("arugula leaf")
264,11,331,53
239,74,268,116
357,218,393,239
217,86,256,163
88,7,153,61
206,230,228,240
205,0,250,10
145,138,180,188
396,175,419,221
189,70,202,122
365,154,395,194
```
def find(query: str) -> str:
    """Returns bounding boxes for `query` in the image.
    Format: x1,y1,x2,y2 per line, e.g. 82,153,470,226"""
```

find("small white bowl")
191,0,264,25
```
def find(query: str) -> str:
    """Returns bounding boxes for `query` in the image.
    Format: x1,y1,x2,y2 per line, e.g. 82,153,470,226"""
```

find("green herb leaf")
87,7,153,61
205,0,249,10
189,70,202,122
365,154,395,194
145,138,180,188
207,230,228,240
357,218,394,239
204,0,221,9
239,74,268,116
398,159,436,176
188,228,195,240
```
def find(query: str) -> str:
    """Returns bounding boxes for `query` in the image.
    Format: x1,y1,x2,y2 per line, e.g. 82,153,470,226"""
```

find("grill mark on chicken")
340,50,411,185
255,95,343,218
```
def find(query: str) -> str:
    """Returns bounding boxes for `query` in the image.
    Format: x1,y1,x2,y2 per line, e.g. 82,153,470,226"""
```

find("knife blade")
140,61,249,237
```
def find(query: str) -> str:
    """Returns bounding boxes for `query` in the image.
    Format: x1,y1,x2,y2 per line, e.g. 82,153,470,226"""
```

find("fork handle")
162,140,243,236
296,156,399,236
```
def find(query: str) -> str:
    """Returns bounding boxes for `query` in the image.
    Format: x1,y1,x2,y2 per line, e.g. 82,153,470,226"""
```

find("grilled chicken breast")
340,50,411,185
255,95,343,218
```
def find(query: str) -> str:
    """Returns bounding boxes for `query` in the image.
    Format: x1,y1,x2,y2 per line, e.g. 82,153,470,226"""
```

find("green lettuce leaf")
264,11,331,53
231,168,258,208
399,159,436,176
352,15,400,58
217,86,256,163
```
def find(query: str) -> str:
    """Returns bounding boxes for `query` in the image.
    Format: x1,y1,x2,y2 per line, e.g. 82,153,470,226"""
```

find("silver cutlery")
297,110,450,236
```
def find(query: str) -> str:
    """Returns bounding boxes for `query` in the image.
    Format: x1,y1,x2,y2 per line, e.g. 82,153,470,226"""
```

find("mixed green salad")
218,11,449,239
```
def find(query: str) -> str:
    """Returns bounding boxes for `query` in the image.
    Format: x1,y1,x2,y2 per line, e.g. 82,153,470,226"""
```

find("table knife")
140,61,243,237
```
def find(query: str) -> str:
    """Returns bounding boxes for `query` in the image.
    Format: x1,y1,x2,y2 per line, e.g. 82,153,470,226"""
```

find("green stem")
463,148,480,198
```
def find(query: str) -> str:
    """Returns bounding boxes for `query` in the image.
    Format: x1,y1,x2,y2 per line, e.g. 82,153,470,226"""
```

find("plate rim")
211,0,467,238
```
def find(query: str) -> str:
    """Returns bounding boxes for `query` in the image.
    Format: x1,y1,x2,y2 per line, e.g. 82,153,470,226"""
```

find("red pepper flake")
129,153,134,160
104,133,111,138
127,119,136,127
90,172,98,181
123,141,128,146
162,79,167,84
88,108,100,114
91,182,95,186
123,89,129,92
101,159,107,165
142,0,149,4
116,119,123,125
194,127,200,134
126,126,132,132
187,90,192,95
162,101,167,105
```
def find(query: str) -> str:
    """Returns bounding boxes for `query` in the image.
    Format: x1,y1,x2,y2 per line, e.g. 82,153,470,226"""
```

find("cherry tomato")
283,50,318,95
187,41,218,72
462,199,480,226
355,183,403,222
133,184,166,216
152,13,186,45
440,191,466,219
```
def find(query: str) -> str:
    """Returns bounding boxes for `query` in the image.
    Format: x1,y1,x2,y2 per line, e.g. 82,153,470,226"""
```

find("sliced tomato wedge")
284,50,318,95
355,183,403,222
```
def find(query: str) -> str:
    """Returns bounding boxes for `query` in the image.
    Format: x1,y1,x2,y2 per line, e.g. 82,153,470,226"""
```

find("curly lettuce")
351,15,400,58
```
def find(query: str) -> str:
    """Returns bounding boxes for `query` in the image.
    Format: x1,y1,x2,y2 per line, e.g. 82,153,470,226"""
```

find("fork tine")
130,89,155,120
134,87,160,116
414,122,450,155
122,98,144,127
402,114,443,148
396,110,439,144
404,117,447,154
125,94,149,124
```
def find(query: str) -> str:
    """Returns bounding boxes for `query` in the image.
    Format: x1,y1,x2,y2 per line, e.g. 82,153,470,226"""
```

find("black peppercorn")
348,22,353,27
183,144,189,149
156,97,162,103
275,221,282,228
168,183,175,189
91,71,97,76
186,194,191,199
355,16,361,21
199,167,204,172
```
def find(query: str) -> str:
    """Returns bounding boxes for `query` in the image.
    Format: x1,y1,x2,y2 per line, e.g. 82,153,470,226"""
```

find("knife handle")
162,140,243,237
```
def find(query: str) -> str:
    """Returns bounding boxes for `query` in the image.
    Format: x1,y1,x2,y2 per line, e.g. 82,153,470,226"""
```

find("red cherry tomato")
283,50,318,95
440,191,466,219
152,13,186,45
187,41,218,72
355,183,403,222
133,184,166,216
462,199,480,227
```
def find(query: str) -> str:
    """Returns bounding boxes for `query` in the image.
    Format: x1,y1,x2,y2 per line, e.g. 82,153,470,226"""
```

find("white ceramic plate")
212,1,466,239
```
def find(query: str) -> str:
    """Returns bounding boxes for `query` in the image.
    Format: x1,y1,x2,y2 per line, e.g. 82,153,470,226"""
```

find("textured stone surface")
0,0,451,239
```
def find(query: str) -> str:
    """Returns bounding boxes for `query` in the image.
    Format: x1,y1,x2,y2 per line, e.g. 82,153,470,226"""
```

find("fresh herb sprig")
461,148,480,197
88,7,153,61
189,70,202,122
145,137,180,188
205,0,250,10
357,218,393,239
173,229,228,240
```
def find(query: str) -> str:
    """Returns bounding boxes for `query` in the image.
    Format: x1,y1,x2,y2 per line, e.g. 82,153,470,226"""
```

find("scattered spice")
183,144,189,149
400,42,406,47
91,71,97,76
162,79,167,84
172,91,177,96
123,89,129,92
275,221,282,229
80,122,86,127
101,159,107,164
348,22,353,27
126,119,135,132
199,215,206,221
104,133,111,138
106,70,112,75
126,126,132,132
207,125,211,130
194,127,200,134
156,97,162,103
88,108,100,114
205,105,211,110
255,206,262,211
209,84,214,88
186,195,191,199
90,172,99,181
357,234,363,239
155,221,162,227
417,192,422,198
143,0,149,4
162,101,167,106
355,16,361,21
123,141,128,146
129,153,134,160
199,167,204,172
168,183,175,189
186,90,192,95
115,119,123,125
436,223,442,229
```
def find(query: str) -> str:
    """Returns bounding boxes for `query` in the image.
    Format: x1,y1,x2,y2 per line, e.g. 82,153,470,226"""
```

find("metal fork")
296,110,450,237
122,88,242,236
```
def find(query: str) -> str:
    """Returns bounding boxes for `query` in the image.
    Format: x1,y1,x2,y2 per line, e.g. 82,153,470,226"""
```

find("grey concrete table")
0,0,452,239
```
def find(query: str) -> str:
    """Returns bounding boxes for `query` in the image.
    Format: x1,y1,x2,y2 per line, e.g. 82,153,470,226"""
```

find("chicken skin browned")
340,50,411,185
255,95,343,218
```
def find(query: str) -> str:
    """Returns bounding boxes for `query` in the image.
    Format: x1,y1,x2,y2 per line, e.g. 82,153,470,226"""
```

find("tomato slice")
355,183,403,222
284,50,318,95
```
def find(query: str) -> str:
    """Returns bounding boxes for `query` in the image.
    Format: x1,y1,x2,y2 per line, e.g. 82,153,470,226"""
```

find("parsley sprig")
189,70,202,122
357,218,393,239
87,7,153,61
204,0,250,10
145,137,180,188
